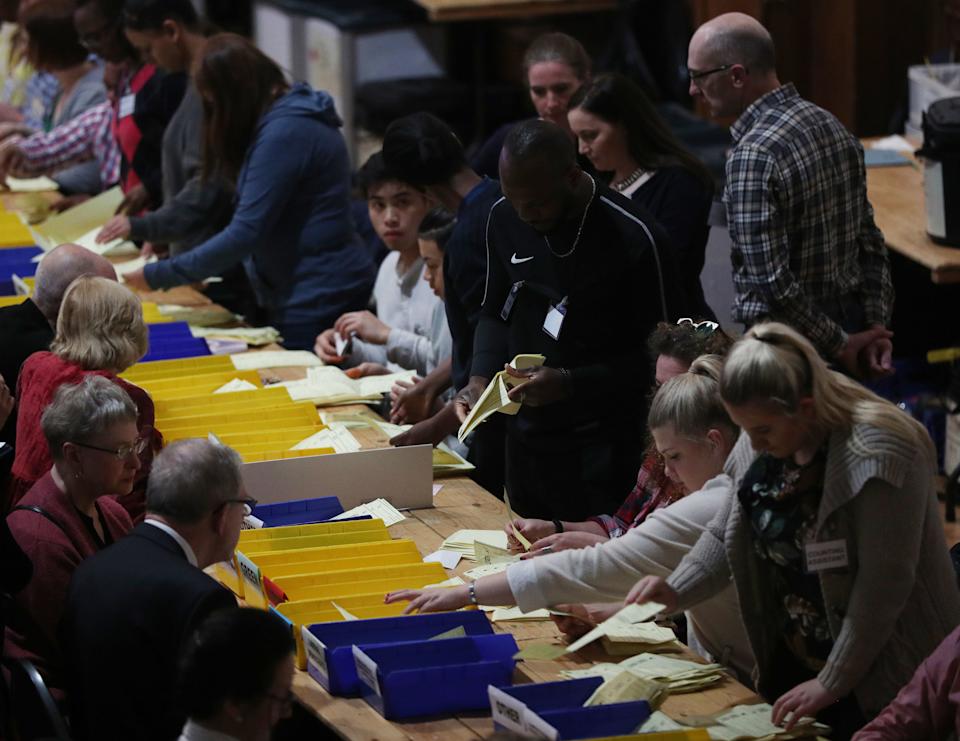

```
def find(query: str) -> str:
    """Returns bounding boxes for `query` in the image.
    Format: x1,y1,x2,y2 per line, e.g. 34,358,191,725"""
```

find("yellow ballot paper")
331,602,359,621
6,175,59,192
429,625,467,641
504,489,531,551
565,601,667,653
457,354,545,442
583,672,669,709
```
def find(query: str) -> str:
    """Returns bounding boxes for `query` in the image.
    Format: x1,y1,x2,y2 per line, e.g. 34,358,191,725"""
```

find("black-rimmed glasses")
220,496,259,517
71,437,147,460
688,64,733,82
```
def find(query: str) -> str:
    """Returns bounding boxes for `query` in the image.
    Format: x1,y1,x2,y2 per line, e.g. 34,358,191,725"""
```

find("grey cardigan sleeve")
664,491,734,610
128,174,229,245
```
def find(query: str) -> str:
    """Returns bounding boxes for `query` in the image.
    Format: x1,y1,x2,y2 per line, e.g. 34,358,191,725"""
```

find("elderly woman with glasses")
5,376,138,696
10,275,161,520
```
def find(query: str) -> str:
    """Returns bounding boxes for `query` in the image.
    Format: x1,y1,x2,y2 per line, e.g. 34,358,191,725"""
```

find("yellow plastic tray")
153,386,293,417
239,518,387,544
276,564,447,602
159,403,319,433
243,539,421,570
121,354,234,382
133,370,263,399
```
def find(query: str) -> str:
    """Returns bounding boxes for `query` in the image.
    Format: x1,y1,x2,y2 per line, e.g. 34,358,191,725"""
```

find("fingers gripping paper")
457,354,544,442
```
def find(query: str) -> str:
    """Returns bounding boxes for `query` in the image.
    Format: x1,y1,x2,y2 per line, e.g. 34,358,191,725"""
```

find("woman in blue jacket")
125,34,374,350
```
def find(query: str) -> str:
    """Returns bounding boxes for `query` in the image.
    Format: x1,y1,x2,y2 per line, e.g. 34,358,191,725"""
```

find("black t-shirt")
473,177,689,439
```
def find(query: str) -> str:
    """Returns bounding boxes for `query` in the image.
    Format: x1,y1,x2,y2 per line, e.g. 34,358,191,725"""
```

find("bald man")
0,243,115,451
456,119,686,521
688,13,894,379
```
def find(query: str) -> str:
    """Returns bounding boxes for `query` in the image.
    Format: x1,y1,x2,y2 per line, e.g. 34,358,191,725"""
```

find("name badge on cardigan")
804,539,849,573
119,94,136,119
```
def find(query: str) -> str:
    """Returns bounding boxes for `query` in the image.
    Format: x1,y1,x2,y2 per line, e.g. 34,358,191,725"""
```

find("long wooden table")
254,404,758,740
410,0,616,22
865,149,960,284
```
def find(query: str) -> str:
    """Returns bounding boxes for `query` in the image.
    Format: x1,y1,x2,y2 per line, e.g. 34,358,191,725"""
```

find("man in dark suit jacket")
0,244,115,489
61,438,249,741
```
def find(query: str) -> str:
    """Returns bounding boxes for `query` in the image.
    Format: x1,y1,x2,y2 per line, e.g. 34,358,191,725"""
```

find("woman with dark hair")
568,73,715,320
381,111,505,495
0,0,187,214
123,33,374,349
177,608,295,741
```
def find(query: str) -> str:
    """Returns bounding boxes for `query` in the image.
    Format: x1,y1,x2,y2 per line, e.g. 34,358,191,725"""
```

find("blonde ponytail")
648,354,738,438
721,322,933,458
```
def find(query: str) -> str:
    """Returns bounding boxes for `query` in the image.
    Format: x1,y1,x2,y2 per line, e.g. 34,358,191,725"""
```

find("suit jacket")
61,522,236,741
0,299,53,446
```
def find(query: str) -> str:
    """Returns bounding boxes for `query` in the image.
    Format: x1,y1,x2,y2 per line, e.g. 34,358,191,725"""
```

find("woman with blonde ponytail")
383,355,755,680
628,322,960,739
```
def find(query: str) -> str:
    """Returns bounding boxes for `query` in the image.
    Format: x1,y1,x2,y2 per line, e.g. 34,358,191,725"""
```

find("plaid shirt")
588,449,685,538
13,100,120,188
725,83,893,357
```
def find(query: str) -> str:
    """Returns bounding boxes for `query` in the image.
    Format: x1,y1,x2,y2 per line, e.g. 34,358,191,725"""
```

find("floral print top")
738,448,833,671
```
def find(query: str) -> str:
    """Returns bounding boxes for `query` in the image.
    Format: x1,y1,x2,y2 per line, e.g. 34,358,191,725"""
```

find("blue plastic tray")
0,246,42,263
490,677,603,734
303,611,494,696
141,338,211,362
353,634,518,720
528,701,652,739
251,496,344,528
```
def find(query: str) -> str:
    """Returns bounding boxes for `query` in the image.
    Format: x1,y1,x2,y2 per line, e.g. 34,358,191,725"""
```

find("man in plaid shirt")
688,13,894,380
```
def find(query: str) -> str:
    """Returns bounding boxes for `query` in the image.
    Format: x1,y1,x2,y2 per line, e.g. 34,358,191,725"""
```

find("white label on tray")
524,711,560,740
301,627,328,681
352,646,382,697
488,686,526,734
235,551,266,604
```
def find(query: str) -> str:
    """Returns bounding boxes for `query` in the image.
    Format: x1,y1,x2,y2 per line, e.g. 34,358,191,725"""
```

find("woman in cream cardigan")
386,355,755,680
629,322,960,738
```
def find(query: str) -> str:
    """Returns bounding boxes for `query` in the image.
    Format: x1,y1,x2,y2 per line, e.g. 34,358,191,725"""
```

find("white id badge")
542,303,566,340
118,94,136,119
804,539,849,573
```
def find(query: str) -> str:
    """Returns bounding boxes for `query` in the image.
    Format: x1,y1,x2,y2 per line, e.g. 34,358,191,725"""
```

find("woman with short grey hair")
5,376,139,695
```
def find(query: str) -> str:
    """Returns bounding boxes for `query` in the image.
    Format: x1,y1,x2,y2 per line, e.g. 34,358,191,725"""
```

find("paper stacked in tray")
562,652,727,694
440,529,510,561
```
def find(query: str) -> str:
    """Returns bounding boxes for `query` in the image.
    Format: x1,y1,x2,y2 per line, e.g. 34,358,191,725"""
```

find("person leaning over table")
176,607,295,741
10,275,161,521
626,322,960,739
61,437,245,741
455,118,688,521
687,13,894,380
387,355,754,681
507,318,732,555
5,376,137,696
122,33,374,350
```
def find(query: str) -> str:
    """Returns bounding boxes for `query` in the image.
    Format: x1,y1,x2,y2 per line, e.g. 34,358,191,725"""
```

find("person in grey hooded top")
124,33,374,349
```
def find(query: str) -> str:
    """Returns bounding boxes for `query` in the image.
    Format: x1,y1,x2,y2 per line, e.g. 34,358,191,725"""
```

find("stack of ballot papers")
489,606,552,622
583,672,669,709
6,175,59,192
561,652,727,694
278,366,415,406
229,350,323,371
189,326,282,346
601,621,684,655
638,704,829,740
440,530,510,561
457,354,544,442
156,303,238,327
290,424,362,454
373,421,474,475
330,498,405,527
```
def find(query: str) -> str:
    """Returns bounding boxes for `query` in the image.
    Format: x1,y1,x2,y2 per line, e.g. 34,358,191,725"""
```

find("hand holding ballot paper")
456,354,545,442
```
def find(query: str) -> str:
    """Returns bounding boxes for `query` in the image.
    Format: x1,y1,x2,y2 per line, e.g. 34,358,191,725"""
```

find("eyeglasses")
677,318,719,334
688,64,734,82
220,496,259,517
72,437,147,460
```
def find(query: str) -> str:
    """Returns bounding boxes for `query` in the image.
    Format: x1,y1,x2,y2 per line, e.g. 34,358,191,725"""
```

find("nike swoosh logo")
511,253,535,264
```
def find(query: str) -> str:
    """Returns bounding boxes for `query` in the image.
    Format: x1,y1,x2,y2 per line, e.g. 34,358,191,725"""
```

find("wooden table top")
865,147,960,284
410,0,616,22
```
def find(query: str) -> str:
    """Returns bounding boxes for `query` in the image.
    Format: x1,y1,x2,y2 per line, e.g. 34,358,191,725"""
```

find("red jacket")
10,352,162,521
5,471,133,693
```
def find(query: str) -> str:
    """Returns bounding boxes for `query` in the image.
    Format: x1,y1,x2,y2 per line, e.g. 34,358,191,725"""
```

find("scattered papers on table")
562,652,727,694
565,601,667,653
330,498,405,527
157,303,238,327
320,410,376,428
432,484,443,497
490,606,552,622
374,420,475,475
279,366,416,406
870,134,914,151
6,175,58,192
114,255,157,282
423,576,467,589
214,378,260,394
601,621,684,655
463,561,514,580
440,530,510,561
584,672,669,709
290,424,361,454
457,353,545,442
672,702,830,740
230,350,323,371
423,550,462,569
73,225,139,256
190,326,282,346
639,712,687,732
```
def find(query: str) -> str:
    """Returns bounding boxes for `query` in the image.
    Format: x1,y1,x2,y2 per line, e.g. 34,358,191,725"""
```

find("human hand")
123,268,150,292
859,332,894,380
835,326,893,379
771,678,836,730
313,328,344,364
384,585,470,614
0,139,25,178
389,417,447,447
624,576,679,613
521,530,608,558
504,518,556,552
550,603,618,639
50,194,90,213
454,377,487,423
504,364,569,407
391,377,439,425
116,183,150,215
96,215,132,243
0,374,14,429
345,362,389,378
334,310,390,345
0,122,31,141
